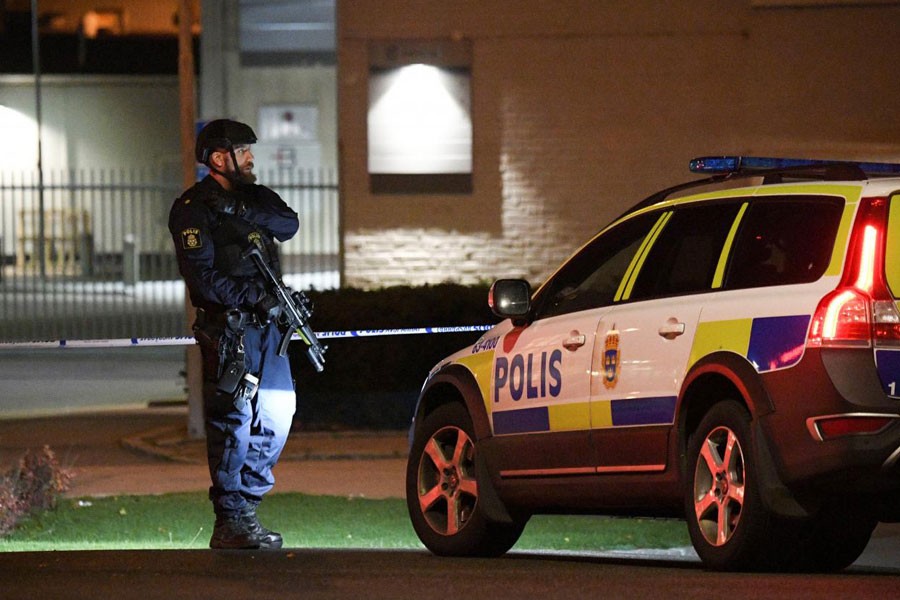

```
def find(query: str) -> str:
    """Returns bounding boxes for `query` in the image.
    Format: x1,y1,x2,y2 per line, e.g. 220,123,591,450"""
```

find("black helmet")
195,119,258,164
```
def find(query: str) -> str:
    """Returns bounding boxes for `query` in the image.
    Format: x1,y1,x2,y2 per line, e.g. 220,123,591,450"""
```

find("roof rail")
622,155,900,218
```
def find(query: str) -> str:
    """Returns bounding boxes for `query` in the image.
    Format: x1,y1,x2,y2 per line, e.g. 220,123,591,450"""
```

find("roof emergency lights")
690,156,900,176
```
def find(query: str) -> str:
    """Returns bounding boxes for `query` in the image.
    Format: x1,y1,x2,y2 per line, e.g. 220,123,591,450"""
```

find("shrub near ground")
288,283,497,430
0,447,72,537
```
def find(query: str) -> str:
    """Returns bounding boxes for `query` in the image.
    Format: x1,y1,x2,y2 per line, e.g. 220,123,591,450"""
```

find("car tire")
684,400,788,571
406,401,526,557
787,500,876,572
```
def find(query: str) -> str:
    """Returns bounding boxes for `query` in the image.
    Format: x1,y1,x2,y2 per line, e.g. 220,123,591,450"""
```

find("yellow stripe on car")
688,318,753,369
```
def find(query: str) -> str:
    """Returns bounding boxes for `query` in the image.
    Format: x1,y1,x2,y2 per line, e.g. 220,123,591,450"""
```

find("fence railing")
0,168,340,342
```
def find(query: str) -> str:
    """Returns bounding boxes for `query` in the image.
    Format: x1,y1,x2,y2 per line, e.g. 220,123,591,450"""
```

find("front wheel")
406,402,526,557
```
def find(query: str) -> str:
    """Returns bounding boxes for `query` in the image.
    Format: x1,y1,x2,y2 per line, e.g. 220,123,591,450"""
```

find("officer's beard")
229,162,257,185
238,167,257,185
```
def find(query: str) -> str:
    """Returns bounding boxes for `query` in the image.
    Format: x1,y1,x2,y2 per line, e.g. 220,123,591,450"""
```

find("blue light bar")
690,156,900,176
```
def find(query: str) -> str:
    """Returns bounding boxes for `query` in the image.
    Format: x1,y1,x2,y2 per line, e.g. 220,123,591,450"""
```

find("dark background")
289,283,496,429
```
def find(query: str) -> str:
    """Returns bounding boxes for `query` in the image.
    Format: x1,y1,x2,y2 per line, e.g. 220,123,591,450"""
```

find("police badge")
181,228,202,250
603,327,620,389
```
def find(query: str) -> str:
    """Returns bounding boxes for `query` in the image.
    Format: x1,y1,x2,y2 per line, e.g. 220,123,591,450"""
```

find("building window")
255,105,322,171
368,40,472,194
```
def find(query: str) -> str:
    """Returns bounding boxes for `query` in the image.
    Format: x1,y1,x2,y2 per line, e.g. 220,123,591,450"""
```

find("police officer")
168,119,299,550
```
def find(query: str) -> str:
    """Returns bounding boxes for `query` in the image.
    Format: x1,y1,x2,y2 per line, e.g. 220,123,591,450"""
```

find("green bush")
289,283,497,430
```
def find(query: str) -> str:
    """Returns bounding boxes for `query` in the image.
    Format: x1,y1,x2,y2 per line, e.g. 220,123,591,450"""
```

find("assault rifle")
242,246,327,372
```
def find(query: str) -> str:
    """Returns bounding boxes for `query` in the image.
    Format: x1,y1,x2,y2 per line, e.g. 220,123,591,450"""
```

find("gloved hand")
207,191,246,216
254,294,282,325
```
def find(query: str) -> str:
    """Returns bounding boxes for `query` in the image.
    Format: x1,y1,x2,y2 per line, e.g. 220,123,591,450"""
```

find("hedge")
288,283,498,430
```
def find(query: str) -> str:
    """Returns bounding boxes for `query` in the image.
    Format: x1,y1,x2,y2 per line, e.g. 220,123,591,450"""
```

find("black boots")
209,507,283,550
240,506,284,549
209,516,261,549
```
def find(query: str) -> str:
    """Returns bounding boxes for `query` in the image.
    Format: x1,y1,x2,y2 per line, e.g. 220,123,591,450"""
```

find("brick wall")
338,1,900,289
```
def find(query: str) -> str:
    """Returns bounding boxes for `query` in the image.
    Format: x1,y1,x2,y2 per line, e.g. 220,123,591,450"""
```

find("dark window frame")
628,202,743,302
532,211,660,319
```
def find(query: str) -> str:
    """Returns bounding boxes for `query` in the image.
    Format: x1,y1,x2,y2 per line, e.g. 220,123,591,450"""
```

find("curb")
120,425,199,464
121,425,409,465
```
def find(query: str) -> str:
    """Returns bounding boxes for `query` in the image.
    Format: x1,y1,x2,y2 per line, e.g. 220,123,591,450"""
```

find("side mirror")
489,279,531,320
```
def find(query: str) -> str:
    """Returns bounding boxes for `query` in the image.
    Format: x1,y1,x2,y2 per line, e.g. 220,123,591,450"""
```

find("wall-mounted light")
368,63,471,175
367,39,473,194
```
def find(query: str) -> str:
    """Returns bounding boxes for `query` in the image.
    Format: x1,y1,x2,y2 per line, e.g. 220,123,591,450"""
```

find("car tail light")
807,414,897,441
808,197,900,348
808,288,871,346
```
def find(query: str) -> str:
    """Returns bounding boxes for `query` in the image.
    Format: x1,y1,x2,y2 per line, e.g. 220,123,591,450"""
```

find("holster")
193,308,240,383
192,308,223,350
193,308,259,410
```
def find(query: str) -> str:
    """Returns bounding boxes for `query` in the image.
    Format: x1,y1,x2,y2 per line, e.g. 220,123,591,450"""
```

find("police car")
405,156,900,572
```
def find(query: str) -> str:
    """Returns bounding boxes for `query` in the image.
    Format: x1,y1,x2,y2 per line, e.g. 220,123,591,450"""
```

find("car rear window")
725,196,843,290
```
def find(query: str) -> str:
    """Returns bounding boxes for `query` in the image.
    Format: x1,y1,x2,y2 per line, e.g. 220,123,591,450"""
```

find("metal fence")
0,168,340,342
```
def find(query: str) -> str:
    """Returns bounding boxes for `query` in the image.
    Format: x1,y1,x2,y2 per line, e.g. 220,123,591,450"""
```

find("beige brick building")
337,1,900,288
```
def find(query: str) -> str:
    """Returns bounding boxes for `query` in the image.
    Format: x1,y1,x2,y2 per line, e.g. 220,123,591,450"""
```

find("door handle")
658,320,685,340
563,331,586,351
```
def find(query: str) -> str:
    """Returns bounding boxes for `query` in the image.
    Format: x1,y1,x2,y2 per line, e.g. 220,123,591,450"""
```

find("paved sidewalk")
0,407,409,499
112,420,410,499
122,423,409,465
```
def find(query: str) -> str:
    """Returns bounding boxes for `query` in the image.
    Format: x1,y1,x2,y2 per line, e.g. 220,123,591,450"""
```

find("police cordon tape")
0,325,494,350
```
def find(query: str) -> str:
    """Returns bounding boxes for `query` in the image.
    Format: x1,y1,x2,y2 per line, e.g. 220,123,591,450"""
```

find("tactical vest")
208,209,281,280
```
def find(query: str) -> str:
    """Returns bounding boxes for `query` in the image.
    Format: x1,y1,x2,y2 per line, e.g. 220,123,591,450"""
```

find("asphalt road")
0,347,184,417
0,547,897,600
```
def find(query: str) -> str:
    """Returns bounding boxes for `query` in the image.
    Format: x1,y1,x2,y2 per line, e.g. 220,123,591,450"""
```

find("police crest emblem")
181,228,202,250
603,327,620,389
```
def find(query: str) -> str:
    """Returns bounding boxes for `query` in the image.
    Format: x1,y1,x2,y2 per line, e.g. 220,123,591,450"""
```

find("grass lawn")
0,492,690,552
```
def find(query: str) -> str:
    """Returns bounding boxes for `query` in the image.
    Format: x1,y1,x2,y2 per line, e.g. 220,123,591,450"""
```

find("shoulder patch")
181,228,202,250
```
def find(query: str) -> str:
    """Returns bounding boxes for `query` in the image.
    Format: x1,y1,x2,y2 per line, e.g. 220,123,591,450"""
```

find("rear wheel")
788,500,876,572
685,401,784,571
406,402,525,557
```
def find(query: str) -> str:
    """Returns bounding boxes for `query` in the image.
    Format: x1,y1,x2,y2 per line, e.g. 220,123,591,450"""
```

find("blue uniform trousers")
201,321,296,517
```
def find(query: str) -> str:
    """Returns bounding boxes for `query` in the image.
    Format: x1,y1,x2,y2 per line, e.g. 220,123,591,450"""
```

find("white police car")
405,156,900,572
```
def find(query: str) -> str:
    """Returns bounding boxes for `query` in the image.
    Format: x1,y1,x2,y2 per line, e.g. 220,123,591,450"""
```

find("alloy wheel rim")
417,425,478,536
693,425,746,547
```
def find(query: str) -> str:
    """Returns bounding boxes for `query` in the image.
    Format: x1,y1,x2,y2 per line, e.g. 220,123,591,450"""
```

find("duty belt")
224,308,262,332
196,307,262,332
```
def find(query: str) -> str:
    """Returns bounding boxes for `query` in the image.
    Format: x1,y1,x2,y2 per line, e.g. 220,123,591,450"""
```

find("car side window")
725,196,843,289
629,203,741,301
534,211,658,319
